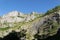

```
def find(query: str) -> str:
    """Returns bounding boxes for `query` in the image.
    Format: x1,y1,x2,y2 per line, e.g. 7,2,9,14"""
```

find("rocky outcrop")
25,11,60,40
0,6,60,40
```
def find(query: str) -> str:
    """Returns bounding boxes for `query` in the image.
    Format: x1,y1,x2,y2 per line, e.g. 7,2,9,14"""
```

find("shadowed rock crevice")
34,28,60,40
0,28,60,40
2,31,20,40
44,28,60,40
0,30,26,40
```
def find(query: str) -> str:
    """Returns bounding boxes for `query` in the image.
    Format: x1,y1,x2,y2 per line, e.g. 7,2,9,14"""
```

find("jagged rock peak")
7,11,20,16
2,11,25,18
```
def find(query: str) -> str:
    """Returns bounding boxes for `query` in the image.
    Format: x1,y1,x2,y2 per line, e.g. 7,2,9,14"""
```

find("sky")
0,0,60,16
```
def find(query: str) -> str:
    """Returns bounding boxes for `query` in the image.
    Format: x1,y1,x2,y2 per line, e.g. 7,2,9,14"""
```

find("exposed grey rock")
0,10,60,40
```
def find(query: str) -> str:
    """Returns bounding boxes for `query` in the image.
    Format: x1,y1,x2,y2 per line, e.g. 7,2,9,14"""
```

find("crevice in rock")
44,28,60,40
0,28,60,40
34,28,60,40
2,31,20,40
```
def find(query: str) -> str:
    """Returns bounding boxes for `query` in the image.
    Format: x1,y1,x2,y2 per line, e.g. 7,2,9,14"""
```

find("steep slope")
25,11,60,40
0,11,42,38
0,6,60,40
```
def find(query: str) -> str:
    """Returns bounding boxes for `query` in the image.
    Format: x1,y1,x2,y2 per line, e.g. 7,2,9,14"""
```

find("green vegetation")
44,5,60,16
0,27,10,31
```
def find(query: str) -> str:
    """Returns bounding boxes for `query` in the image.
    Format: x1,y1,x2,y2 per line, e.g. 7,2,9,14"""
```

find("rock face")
0,6,60,40
1,11,25,23
0,11,40,38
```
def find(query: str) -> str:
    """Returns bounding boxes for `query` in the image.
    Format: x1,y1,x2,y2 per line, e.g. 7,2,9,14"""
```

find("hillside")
0,6,60,40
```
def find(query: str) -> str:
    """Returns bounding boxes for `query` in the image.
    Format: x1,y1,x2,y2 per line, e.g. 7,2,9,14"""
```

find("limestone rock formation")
0,6,60,40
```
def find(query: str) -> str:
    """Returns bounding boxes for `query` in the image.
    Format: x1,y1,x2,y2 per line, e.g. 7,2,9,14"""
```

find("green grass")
0,27,10,31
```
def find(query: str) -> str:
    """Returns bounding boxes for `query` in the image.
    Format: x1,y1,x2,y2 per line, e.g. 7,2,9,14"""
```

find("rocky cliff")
0,6,60,40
